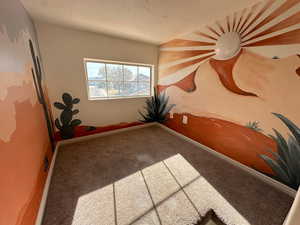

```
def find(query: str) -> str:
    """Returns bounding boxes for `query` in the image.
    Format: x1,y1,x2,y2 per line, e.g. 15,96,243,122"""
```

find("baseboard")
58,122,156,146
35,143,59,225
157,123,296,198
283,189,300,225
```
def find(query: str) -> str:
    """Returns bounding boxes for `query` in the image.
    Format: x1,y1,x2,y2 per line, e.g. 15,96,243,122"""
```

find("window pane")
86,62,106,80
106,64,123,81
88,81,107,98
124,65,137,81
138,66,151,82
85,60,152,99
122,82,138,96
107,82,122,97
138,82,150,95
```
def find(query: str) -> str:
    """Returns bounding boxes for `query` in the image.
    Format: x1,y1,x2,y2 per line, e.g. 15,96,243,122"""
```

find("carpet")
42,125,293,225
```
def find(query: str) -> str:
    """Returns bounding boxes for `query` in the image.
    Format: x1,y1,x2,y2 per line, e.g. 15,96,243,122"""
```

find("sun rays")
158,0,300,95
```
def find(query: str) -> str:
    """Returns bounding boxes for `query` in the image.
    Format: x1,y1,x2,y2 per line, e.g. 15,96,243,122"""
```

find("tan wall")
35,21,159,127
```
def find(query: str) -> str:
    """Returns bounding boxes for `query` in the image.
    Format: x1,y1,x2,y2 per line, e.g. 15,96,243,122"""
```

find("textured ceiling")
21,0,261,44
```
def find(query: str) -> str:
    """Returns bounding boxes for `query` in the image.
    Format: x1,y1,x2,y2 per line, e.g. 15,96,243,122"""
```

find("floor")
42,125,293,225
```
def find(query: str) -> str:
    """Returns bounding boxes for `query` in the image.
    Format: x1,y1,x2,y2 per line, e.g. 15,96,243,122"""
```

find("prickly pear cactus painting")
54,93,82,139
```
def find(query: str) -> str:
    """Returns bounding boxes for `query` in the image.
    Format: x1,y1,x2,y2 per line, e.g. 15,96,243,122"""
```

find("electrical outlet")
182,115,188,124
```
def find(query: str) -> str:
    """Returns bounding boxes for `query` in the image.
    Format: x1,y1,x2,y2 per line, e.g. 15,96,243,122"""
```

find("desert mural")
158,0,300,177
0,0,54,224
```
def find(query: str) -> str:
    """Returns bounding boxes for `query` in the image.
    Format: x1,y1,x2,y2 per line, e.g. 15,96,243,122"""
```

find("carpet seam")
140,170,163,225
162,160,202,219
113,183,118,225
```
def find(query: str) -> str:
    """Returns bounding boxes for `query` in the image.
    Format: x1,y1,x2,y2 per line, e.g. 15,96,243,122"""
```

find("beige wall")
35,21,159,127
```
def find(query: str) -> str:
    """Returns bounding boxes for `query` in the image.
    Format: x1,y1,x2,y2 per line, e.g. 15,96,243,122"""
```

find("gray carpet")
42,125,293,225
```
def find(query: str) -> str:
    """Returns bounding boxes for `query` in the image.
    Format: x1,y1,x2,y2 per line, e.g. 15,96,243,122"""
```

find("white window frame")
83,58,154,100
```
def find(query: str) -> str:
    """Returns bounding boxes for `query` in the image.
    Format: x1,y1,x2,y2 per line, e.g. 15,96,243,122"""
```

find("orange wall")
0,0,53,224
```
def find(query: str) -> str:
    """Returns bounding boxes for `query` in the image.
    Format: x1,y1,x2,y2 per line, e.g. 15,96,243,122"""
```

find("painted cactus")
54,93,81,139
29,39,55,150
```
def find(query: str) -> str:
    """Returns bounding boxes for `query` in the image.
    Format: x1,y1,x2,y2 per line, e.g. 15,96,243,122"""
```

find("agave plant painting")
139,88,175,123
245,121,263,132
260,113,300,190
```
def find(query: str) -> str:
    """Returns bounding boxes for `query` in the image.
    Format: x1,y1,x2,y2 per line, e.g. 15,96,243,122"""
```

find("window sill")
88,95,151,101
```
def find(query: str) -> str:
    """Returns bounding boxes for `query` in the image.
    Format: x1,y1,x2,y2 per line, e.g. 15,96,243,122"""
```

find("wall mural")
0,0,54,224
158,0,300,186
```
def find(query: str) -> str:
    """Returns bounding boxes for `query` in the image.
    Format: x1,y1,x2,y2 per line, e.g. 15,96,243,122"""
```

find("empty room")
2,0,300,224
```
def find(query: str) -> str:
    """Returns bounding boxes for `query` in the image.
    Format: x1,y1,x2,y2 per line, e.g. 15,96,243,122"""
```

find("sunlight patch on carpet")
73,154,250,225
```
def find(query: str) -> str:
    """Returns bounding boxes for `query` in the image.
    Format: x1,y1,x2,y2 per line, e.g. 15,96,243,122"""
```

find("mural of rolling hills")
158,0,300,177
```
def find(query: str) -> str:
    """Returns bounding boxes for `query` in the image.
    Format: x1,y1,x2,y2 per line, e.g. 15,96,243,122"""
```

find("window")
84,59,153,100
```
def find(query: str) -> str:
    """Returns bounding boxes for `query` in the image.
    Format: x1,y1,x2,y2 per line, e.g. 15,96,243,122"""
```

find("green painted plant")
139,88,175,123
54,93,81,139
260,113,300,190
245,121,263,132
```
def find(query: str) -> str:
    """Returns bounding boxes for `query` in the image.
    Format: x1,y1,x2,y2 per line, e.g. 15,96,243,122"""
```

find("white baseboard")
283,189,300,225
35,143,59,225
157,123,296,198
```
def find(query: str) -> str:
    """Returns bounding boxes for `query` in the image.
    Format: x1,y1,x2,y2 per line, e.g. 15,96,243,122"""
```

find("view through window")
84,59,152,99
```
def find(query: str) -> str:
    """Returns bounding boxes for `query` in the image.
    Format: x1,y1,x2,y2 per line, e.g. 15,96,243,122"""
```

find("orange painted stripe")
226,16,231,32
206,26,221,37
160,54,214,76
160,39,215,48
240,0,276,36
243,10,300,42
159,49,215,64
238,3,260,33
164,113,275,174
243,28,300,46
296,66,300,76
296,55,300,76
235,9,246,32
195,32,218,41
209,49,257,97
232,12,237,31
242,0,299,38
216,21,225,34
158,69,197,93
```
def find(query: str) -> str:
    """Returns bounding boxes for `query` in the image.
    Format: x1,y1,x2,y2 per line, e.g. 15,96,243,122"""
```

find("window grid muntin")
85,60,152,99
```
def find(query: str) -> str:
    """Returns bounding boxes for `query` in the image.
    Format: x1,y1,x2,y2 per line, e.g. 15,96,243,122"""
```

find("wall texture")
35,22,159,127
158,0,300,175
0,0,53,225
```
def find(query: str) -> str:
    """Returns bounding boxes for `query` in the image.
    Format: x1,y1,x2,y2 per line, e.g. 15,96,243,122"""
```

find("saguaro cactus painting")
29,39,55,150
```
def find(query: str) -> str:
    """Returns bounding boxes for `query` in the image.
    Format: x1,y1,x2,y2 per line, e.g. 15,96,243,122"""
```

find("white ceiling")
21,0,261,44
